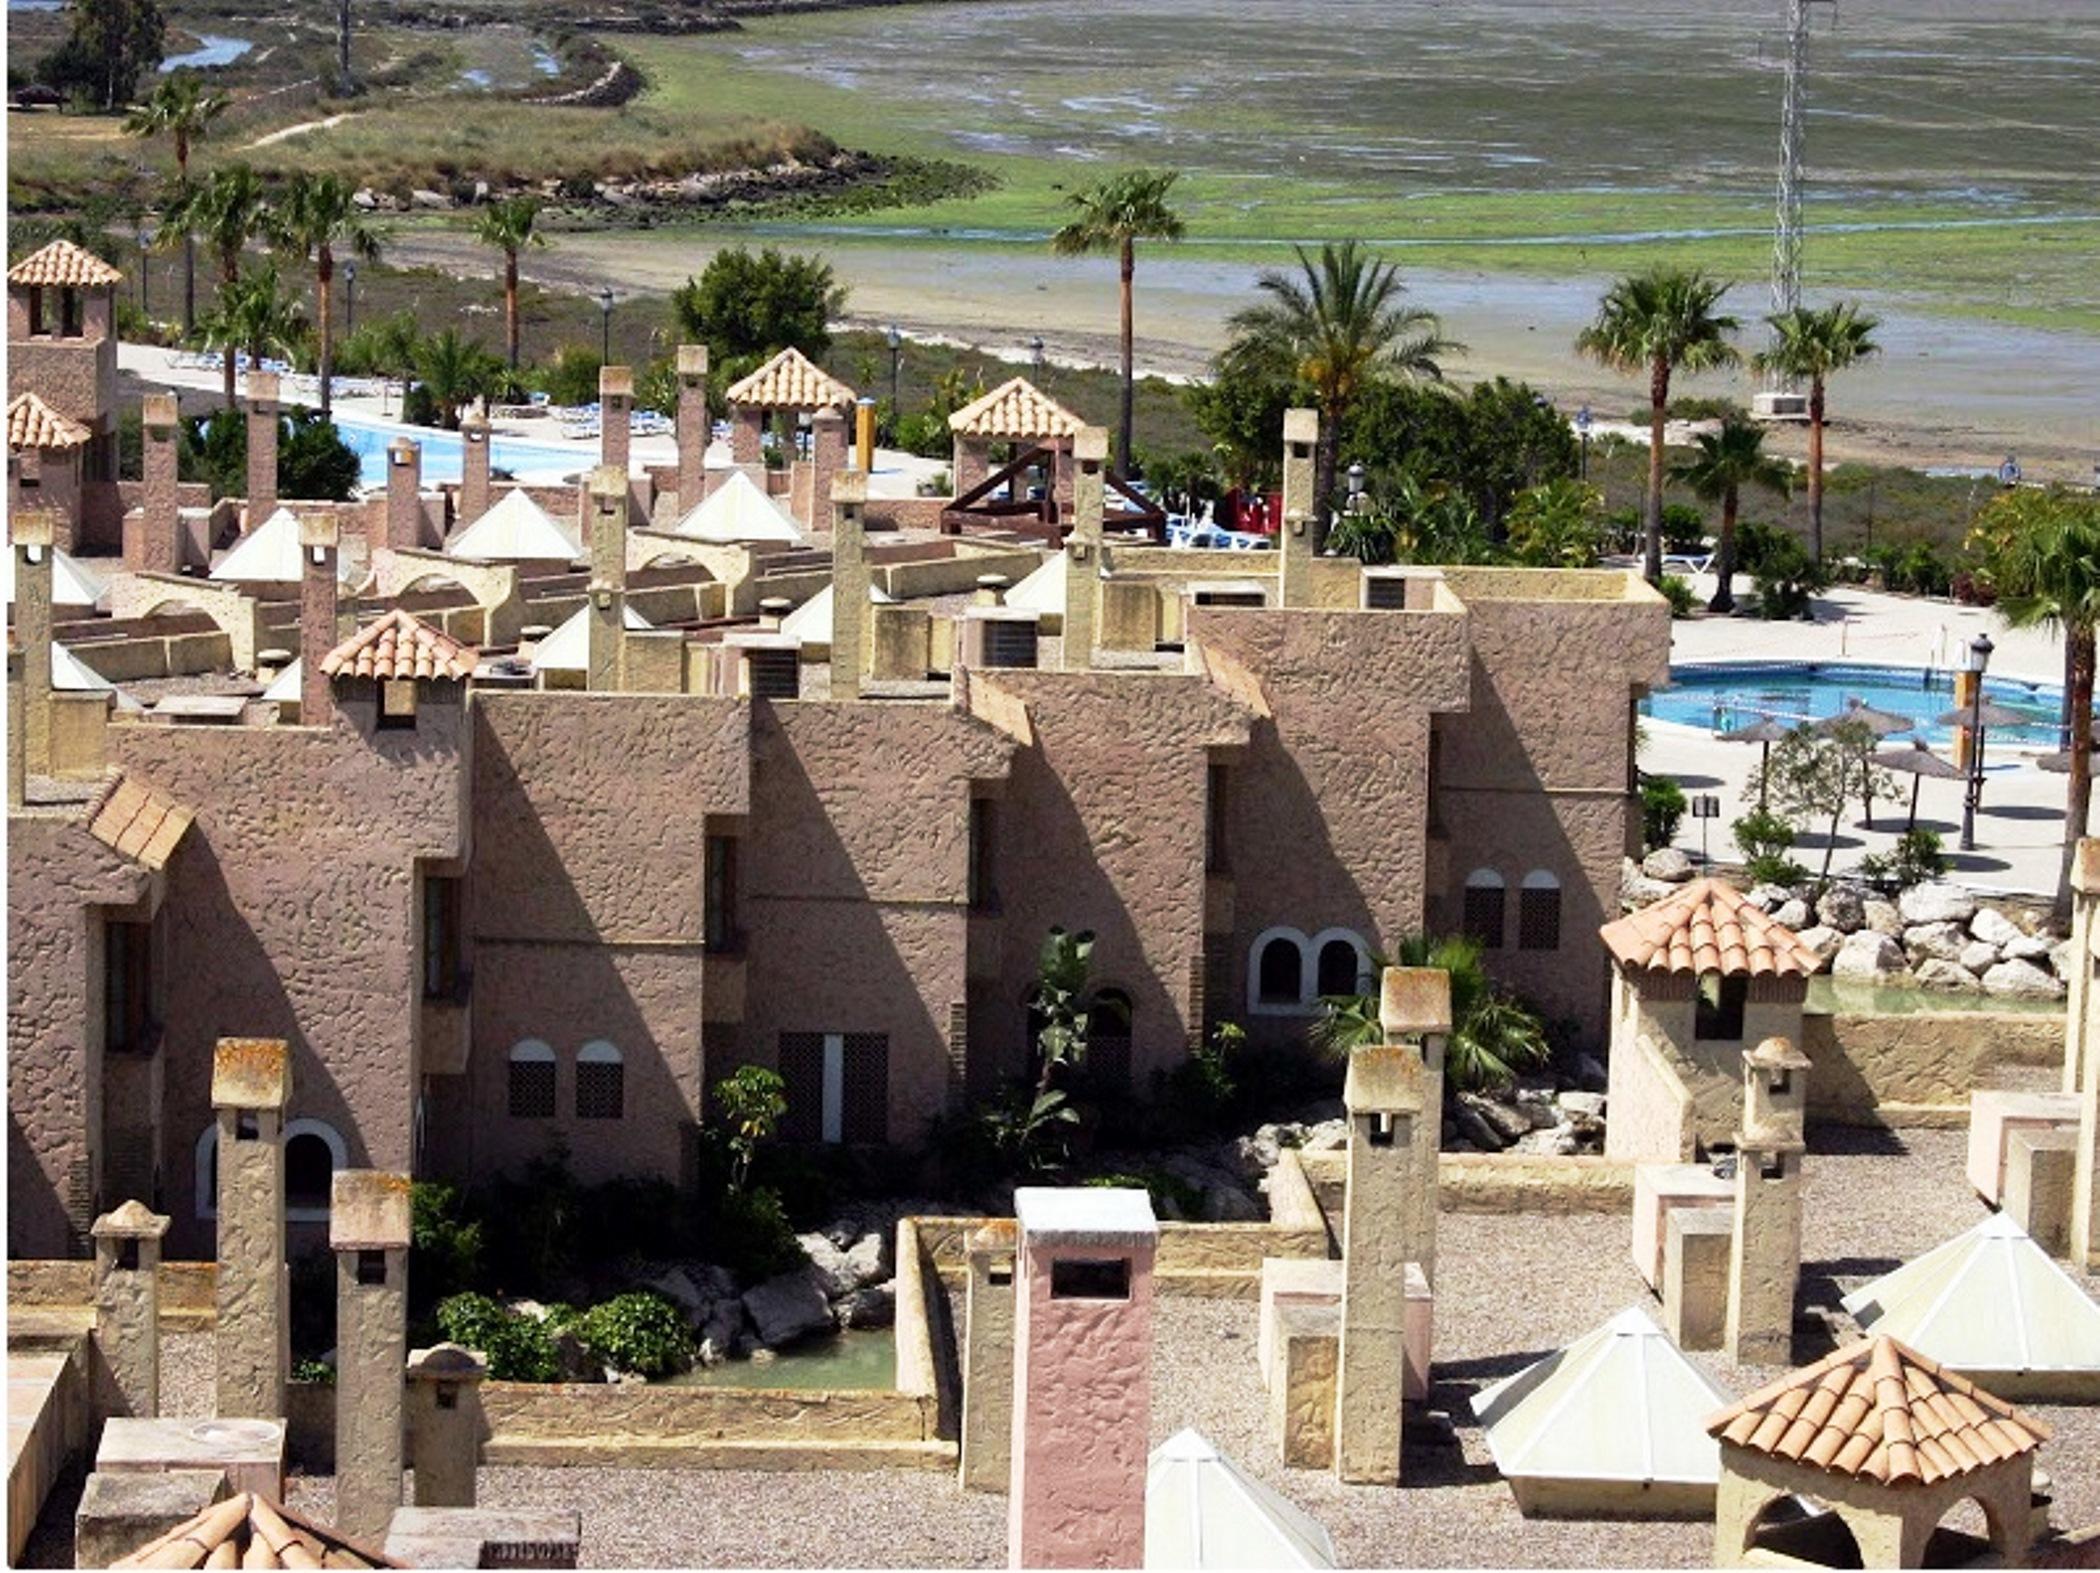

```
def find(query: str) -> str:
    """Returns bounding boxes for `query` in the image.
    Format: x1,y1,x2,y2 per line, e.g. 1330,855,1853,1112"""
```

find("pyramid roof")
319,608,476,682
447,488,581,562
671,469,805,544
725,346,855,411
949,376,1085,440
2,545,104,608
1144,1428,1337,1569
7,390,91,450
110,1490,396,1568
9,238,122,289
1472,1305,1729,1487
209,508,305,585
778,581,894,646
1598,877,1823,978
1841,1213,2100,1378
1706,1335,2048,1487
531,602,650,674
1006,551,1067,616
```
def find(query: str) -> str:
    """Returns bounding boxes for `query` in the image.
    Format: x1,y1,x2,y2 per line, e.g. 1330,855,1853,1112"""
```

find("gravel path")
40,1127,2100,1567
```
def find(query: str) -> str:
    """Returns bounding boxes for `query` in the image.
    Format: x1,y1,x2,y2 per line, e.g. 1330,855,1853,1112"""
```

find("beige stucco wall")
1802,1008,2066,1126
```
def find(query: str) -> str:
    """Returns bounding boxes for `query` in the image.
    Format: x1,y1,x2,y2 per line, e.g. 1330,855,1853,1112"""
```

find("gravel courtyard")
37,1128,2100,1569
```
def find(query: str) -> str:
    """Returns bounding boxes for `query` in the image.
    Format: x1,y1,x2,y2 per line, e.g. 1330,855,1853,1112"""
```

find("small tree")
1506,478,1607,568
473,196,544,370
671,246,844,368
1309,934,1549,1095
41,0,166,111
1748,720,1894,885
713,1065,786,1193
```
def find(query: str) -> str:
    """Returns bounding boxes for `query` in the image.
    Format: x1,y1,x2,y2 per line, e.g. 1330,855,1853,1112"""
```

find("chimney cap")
407,1342,489,1384
330,1169,413,1251
599,365,635,398
12,510,57,549
830,472,869,505
1074,425,1109,463
677,344,710,376
461,410,489,435
143,392,178,427
588,464,627,501
297,514,339,551
1379,965,1453,1037
388,437,419,460
1015,1186,1158,1249
246,369,280,403
92,1199,171,1241
211,1036,291,1111
758,596,794,614
1283,408,1319,444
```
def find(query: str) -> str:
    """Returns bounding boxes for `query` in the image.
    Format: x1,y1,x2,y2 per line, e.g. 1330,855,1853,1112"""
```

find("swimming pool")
1642,661,2070,750
333,418,591,490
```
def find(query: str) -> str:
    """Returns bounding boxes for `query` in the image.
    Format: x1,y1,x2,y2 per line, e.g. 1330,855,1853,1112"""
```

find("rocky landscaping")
1624,851,2073,1001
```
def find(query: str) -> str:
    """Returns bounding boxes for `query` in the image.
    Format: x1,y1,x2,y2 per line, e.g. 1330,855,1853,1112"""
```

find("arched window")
1314,934,1370,998
1257,936,1304,1005
194,1118,346,1222
508,1039,556,1119
1085,990,1133,1089
1463,869,1506,950
1518,870,1562,952
576,1039,625,1120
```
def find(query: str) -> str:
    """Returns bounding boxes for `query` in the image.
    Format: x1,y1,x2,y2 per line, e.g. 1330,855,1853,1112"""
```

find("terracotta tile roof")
319,609,477,682
724,346,856,410
948,376,1084,440
1706,1336,2049,1488
7,391,92,451
84,773,194,872
8,238,123,289
1597,876,1821,978
111,1491,398,1568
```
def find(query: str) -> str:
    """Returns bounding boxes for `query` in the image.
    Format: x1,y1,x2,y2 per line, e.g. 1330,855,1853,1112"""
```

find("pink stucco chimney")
299,515,339,728
459,412,491,529
385,438,424,550
1007,1187,1157,1570
676,344,708,512
129,392,181,575
599,365,633,482
245,370,279,529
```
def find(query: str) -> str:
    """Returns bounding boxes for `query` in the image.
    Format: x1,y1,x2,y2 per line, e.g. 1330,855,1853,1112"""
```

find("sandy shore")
386,226,2100,481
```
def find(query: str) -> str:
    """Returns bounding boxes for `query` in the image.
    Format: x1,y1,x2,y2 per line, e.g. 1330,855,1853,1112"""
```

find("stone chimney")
129,393,182,575
386,438,424,551
1279,407,1317,607
332,1170,412,1545
405,1343,489,1508
459,412,491,528
1726,1037,1810,1365
829,471,869,699
1008,1188,1157,1570
803,407,846,530
676,345,709,512
245,371,280,529
1333,966,1449,1487
90,1200,171,1424
1061,426,1107,672
300,514,340,728
731,405,765,467
599,365,633,482
211,1037,291,1421
14,508,56,781
586,465,628,693
960,1220,1016,1493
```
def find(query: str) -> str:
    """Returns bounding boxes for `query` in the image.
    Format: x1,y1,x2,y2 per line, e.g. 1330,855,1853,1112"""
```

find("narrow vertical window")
1206,762,1229,873
422,875,462,1000
576,1040,624,1119
507,1040,556,1118
968,798,996,911
1518,871,1562,952
705,835,739,952
1463,869,1507,951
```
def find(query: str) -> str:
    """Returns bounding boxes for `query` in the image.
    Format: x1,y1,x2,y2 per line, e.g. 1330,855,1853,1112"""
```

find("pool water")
332,418,590,490
664,1330,896,1390
1808,976,2063,1017
1643,661,2069,750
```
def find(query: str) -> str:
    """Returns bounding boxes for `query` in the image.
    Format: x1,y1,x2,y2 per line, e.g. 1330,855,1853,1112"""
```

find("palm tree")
1970,487,2100,917
472,196,544,370
1049,169,1186,477
413,328,504,429
272,173,380,417
1576,267,1740,583
196,263,307,394
1223,239,1458,546
122,75,230,335
1667,417,1791,613
372,310,423,414
1308,932,1550,1095
163,164,270,408
1754,302,1881,564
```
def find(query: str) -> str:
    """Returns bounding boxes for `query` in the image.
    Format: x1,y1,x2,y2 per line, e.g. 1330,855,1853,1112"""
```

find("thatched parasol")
1722,715,1797,811
1872,739,1966,830
1816,698,1917,739
2037,742,2099,774
1935,699,2038,732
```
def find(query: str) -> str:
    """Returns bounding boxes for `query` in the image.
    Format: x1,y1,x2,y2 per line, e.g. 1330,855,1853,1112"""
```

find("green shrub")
410,1181,484,1316
707,1185,805,1283
532,345,604,409
1859,828,1947,892
1641,776,1688,852
290,1358,335,1386
1733,808,1808,887
1657,575,1699,619
1085,1168,1204,1221
435,1292,558,1382
1752,530,1829,620
576,1292,694,1379
1660,502,1708,554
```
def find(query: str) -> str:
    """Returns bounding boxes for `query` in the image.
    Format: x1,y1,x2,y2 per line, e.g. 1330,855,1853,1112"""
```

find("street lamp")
598,287,615,364
1960,631,1995,852
1029,336,1046,380
885,324,901,411
136,224,152,318
1998,454,2022,488
1346,461,1366,513
344,261,357,337
1575,404,1593,479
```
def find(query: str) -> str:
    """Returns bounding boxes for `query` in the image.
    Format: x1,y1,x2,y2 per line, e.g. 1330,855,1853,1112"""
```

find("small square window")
1695,975,1749,1042
357,1249,387,1286
436,1386,459,1410
235,1112,260,1142
377,679,418,730
988,1263,1013,1287
116,1239,141,1273
1759,1151,1787,1181
508,1060,555,1119
1050,1258,1130,1300
1368,1113,1397,1148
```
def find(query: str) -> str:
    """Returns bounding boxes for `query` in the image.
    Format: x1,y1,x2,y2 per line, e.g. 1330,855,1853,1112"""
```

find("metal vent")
981,618,1039,669
746,647,800,699
1364,575,1408,610
1193,589,1264,607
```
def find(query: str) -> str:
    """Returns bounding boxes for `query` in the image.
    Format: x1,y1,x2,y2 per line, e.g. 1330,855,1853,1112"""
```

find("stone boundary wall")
1805,1008,2065,1127
8,1261,216,1328
1292,1151,1637,1221
5,1336,87,1564
1604,1029,1698,1164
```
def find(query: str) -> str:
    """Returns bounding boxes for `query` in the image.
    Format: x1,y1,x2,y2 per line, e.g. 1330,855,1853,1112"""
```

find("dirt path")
246,112,355,150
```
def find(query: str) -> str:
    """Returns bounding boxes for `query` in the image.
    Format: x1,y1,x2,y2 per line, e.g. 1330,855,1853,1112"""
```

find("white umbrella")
447,488,581,562
1145,1429,1336,1570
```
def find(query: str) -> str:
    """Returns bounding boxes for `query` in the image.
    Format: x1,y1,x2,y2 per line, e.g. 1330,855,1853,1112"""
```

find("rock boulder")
1642,847,1695,883
1815,885,1867,934
1914,959,1981,992
1969,907,2024,949
1981,959,2067,1001
743,1268,836,1348
1902,921,1969,964
1899,882,1978,927
1832,931,1906,982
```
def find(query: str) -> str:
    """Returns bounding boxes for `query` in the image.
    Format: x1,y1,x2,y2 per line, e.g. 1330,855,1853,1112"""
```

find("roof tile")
1705,1336,2049,1488
1598,877,1823,978
948,376,1085,440
8,391,92,451
8,238,123,289
84,774,193,873
724,346,856,411
110,1490,397,1568
318,608,476,683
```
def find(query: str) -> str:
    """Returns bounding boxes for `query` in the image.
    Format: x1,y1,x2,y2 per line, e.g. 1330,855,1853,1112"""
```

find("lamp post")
1346,461,1366,515
1575,404,1593,480
598,287,615,365
885,324,901,412
344,261,357,337
136,225,152,318
1030,336,1046,382
1998,454,2022,489
1960,631,1995,852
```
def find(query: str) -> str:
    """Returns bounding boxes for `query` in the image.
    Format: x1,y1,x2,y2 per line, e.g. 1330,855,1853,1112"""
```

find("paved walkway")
1646,573,2081,897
